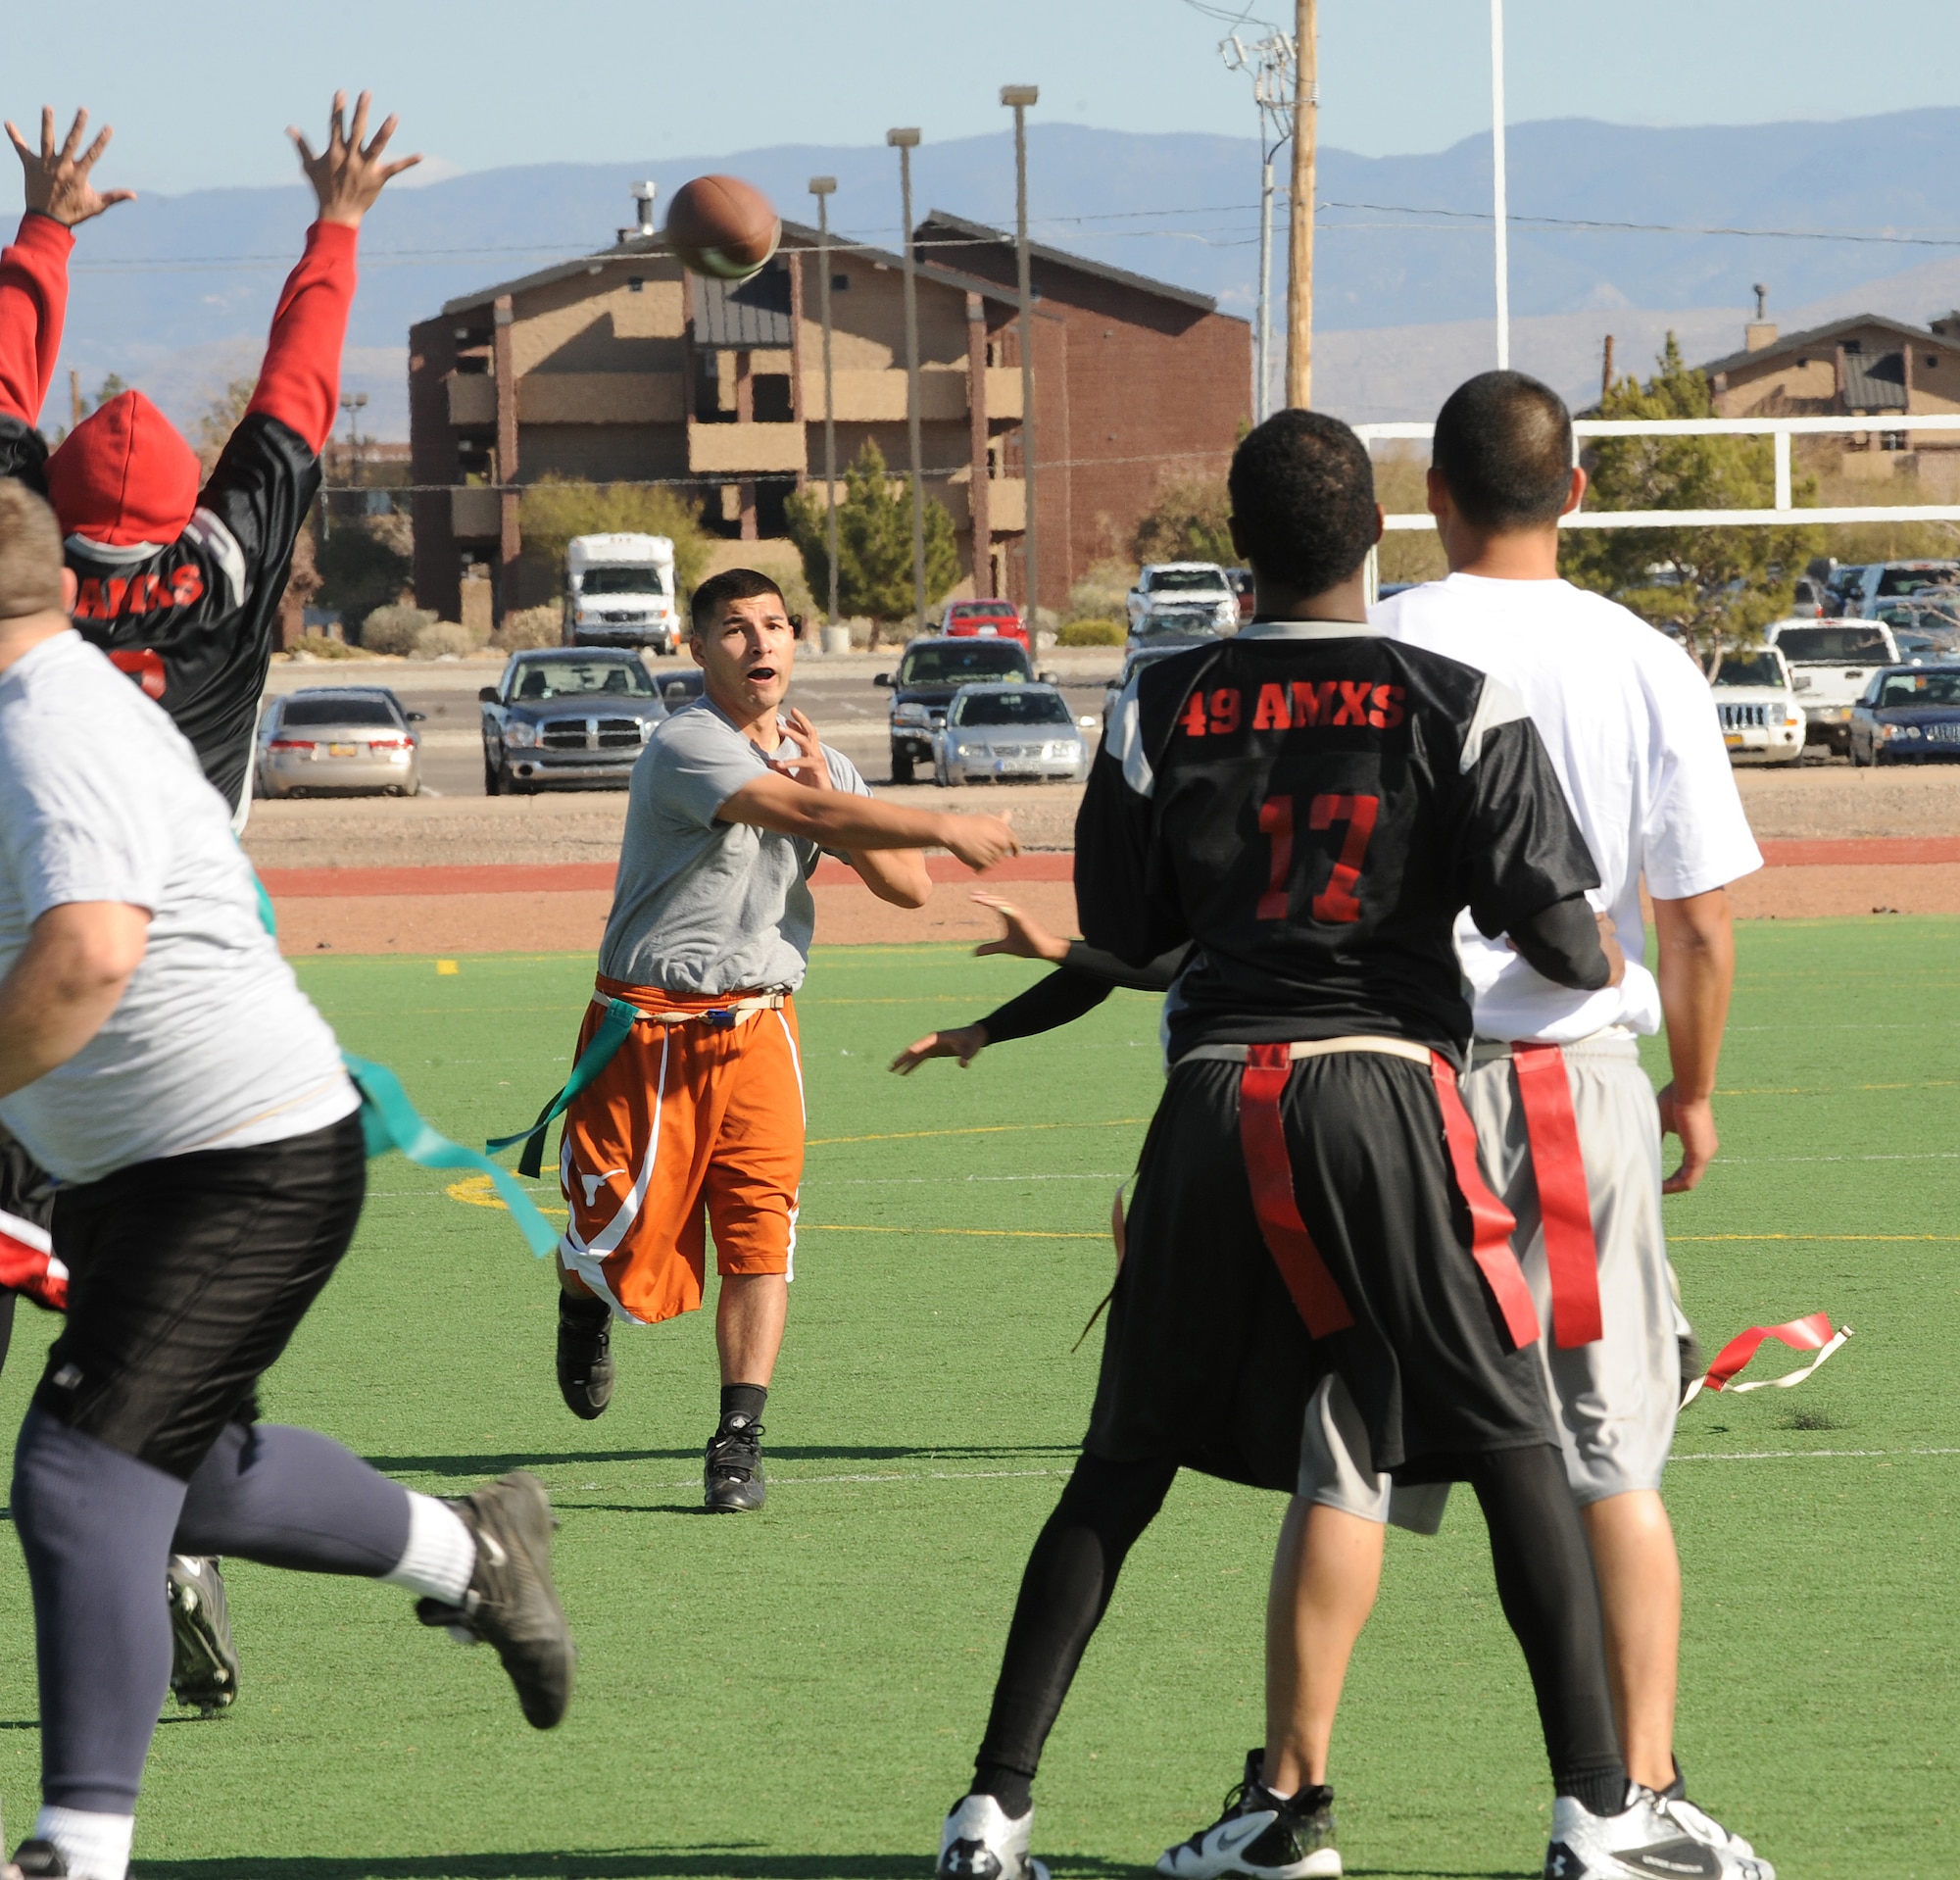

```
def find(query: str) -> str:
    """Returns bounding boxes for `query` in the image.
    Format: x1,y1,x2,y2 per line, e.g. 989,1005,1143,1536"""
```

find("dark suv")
877,636,1054,782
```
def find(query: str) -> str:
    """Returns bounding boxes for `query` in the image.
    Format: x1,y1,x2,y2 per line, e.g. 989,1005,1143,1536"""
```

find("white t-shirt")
0,631,356,1183
1372,574,1762,1043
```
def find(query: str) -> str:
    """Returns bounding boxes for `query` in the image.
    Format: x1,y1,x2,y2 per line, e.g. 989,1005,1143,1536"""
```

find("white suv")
1125,563,1238,638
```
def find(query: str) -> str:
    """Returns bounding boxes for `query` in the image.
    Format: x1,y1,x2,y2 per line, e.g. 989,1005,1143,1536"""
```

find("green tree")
518,476,712,606
1562,334,1821,672
785,439,959,637
1131,470,1235,567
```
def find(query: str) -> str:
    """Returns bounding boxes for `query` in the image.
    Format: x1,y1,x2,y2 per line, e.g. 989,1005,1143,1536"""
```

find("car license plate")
1723,732,1744,748
327,742,358,758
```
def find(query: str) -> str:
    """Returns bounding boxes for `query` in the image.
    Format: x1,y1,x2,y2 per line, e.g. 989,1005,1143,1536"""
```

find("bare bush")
491,605,563,652
361,605,436,656
412,620,484,660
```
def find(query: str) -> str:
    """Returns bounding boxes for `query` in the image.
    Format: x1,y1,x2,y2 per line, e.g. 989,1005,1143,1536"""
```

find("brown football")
664,174,781,281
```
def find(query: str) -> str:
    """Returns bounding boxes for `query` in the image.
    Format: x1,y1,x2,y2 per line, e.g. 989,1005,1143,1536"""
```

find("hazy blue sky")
6,0,1955,198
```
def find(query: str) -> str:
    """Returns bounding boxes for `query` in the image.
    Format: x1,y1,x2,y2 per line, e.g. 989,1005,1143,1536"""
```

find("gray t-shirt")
599,697,871,994
0,631,356,1184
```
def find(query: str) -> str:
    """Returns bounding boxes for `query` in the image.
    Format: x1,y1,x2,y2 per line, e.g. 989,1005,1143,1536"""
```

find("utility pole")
1002,84,1039,624
1285,0,1317,409
1221,33,1295,423
1491,0,1510,370
887,127,927,635
809,175,841,630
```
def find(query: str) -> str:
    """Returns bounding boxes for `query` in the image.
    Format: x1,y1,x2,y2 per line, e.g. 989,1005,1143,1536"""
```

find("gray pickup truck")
1765,618,1901,756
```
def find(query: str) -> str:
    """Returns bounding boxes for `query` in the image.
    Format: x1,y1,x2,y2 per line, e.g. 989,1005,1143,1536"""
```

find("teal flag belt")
487,997,643,1180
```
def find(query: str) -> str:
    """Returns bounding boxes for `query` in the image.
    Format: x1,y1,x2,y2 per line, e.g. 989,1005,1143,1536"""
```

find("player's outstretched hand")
890,1024,989,1075
6,108,135,228
938,814,1019,872
291,91,420,229
971,890,1069,964
771,708,833,792
1657,1080,1716,1194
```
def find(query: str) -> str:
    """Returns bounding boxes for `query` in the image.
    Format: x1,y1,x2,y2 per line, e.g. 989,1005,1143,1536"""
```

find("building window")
629,276,645,293
1843,339,1864,354
1796,357,1808,368
832,272,850,290
1929,355,1940,370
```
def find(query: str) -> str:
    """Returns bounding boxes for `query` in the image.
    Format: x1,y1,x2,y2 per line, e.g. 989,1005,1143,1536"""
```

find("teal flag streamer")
487,997,641,1180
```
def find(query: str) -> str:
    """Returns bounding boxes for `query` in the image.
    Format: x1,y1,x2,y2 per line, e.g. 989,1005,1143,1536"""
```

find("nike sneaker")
556,1292,614,1420
705,1412,766,1511
1158,1749,1340,1877
1544,1789,1773,1879
1657,1794,1771,1873
936,1794,1050,1880
415,1470,573,1728
167,1555,239,1715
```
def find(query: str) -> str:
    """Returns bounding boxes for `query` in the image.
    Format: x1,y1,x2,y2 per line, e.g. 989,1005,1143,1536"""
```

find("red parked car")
941,598,1030,649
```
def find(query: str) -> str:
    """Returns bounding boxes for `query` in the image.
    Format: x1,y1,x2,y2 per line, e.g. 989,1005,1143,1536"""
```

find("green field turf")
0,917,1953,1879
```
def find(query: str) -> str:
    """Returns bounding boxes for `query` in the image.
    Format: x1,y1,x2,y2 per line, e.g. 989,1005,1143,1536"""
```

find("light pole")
1001,85,1039,624
1491,0,1510,370
809,175,841,631
1220,35,1294,422
1285,0,1316,408
887,127,927,636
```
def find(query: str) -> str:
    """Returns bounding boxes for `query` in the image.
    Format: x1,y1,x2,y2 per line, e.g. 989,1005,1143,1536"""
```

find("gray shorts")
1299,1033,1680,1530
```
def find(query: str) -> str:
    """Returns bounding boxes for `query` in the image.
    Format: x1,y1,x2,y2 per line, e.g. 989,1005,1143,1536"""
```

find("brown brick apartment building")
408,202,1249,620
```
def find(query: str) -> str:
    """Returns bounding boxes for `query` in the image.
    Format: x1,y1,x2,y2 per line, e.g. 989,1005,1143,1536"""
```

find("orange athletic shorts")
556,976,805,1326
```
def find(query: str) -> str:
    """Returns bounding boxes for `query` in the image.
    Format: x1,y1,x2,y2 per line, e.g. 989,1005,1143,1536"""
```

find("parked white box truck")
564,534,679,653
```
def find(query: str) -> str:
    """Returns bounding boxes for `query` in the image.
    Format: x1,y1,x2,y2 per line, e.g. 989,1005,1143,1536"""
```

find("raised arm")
0,108,133,423
244,92,419,452
718,769,1018,870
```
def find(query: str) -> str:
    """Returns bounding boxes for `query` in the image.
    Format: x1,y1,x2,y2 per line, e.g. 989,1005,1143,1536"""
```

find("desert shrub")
284,632,375,661
1065,559,1132,622
362,605,436,656
1056,618,1125,647
411,619,483,660
491,604,563,652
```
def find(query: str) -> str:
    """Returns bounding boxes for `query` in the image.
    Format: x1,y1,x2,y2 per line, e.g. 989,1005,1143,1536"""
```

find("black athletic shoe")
704,1412,765,1511
167,1555,239,1715
415,1470,573,1728
9,1840,66,1876
1157,1750,1341,1877
556,1293,613,1420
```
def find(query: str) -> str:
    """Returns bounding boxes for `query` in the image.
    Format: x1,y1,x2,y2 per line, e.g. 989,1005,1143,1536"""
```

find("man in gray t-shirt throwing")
551,569,1017,1511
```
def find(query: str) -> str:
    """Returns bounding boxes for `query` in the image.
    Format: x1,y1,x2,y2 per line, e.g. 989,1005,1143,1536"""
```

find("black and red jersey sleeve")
245,220,356,454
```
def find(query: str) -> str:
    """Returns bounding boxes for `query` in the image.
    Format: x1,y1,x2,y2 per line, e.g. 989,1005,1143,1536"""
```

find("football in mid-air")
664,175,781,280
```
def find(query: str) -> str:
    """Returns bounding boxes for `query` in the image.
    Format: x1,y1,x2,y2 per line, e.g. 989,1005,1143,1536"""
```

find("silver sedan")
932,682,1092,786
257,687,423,798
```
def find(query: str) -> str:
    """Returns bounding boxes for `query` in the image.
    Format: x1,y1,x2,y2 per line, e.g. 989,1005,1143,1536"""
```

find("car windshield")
1775,626,1892,664
946,603,1014,622
579,567,666,596
1879,670,1960,708
953,690,1072,727
1148,568,1227,593
899,643,1030,684
1875,566,1960,598
1714,653,1785,687
510,659,656,700
282,696,400,727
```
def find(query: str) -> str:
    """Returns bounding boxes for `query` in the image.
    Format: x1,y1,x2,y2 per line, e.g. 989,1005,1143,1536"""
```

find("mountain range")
34,108,1960,439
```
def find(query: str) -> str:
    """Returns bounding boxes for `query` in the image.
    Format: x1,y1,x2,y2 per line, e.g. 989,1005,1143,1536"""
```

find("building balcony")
687,421,808,476
518,372,685,424
451,485,502,539
797,368,972,423
447,373,496,428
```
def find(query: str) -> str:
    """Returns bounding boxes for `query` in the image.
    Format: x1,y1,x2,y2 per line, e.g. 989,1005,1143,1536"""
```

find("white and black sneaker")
936,1794,1050,1880
1544,1788,1773,1879
1657,1762,1770,1871
1158,1750,1340,1877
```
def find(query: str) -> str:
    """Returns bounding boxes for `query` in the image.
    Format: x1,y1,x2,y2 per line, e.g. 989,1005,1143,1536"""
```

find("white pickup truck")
1125,562,1239,638
1764,617,1901,756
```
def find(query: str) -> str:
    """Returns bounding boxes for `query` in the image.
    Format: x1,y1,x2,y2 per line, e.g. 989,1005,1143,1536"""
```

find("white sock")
379,1492,475,1605
33,1806,133,1880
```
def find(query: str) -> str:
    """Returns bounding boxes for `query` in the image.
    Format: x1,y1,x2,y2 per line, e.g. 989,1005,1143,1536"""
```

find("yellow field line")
1674,1232,1960,1242
808,1118,1148,1147
1715,1079,1960,1096
802,1223,1107,1240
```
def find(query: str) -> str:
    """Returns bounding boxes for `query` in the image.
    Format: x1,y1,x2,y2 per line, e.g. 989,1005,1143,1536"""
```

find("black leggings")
972,1443,1623,1811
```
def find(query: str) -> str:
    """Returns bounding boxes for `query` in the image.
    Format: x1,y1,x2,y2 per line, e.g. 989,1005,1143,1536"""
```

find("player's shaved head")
1227,409,1378,598
1432,371,1574,532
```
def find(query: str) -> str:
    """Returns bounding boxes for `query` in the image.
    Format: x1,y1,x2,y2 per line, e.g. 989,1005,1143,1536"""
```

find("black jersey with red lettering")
1074,618,1599,1064
0,412,317,816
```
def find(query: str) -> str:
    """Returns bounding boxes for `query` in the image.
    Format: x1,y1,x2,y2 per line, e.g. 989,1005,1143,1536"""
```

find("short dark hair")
1432,371,1574,532
0,480,64,622
1227,410,1378,598
689,567,795,635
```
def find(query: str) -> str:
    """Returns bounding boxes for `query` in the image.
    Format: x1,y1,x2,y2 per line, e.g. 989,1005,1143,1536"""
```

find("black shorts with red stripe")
1084,1049,1556,1491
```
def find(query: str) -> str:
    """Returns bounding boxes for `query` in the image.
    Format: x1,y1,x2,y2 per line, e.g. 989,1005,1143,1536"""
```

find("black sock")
969,1763,1033,1820
560,1290,609,1329
720,1383,767,1425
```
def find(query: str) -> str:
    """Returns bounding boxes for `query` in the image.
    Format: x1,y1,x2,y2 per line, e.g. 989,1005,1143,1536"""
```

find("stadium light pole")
887,127,928,636
1002,84,1039,624
1491,0,1510,370
1285,0,1317,408
809,175,841,631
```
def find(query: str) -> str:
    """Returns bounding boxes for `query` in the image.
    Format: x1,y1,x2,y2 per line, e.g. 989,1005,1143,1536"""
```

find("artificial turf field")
0,917,1953,1879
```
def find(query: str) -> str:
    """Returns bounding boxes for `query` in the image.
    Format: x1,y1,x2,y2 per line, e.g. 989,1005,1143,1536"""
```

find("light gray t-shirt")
0,631,356,1183
599,697,870,994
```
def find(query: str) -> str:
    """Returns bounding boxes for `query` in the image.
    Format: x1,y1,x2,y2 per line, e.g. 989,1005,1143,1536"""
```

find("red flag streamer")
0,1207,68,1311
1681,1311,1852,1408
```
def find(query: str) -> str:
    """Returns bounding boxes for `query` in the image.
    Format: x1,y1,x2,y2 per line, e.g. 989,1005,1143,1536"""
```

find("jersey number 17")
1257,793,1380,924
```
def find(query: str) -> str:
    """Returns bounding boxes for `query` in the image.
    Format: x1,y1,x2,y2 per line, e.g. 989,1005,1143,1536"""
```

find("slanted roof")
914,209,1219,316
693,260,794,348
1697,311,1949,379
1842,348,1908,411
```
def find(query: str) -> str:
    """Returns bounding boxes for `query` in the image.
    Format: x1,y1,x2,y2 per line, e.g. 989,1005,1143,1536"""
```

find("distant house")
1697,310,1960,488
408,195,1249,622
